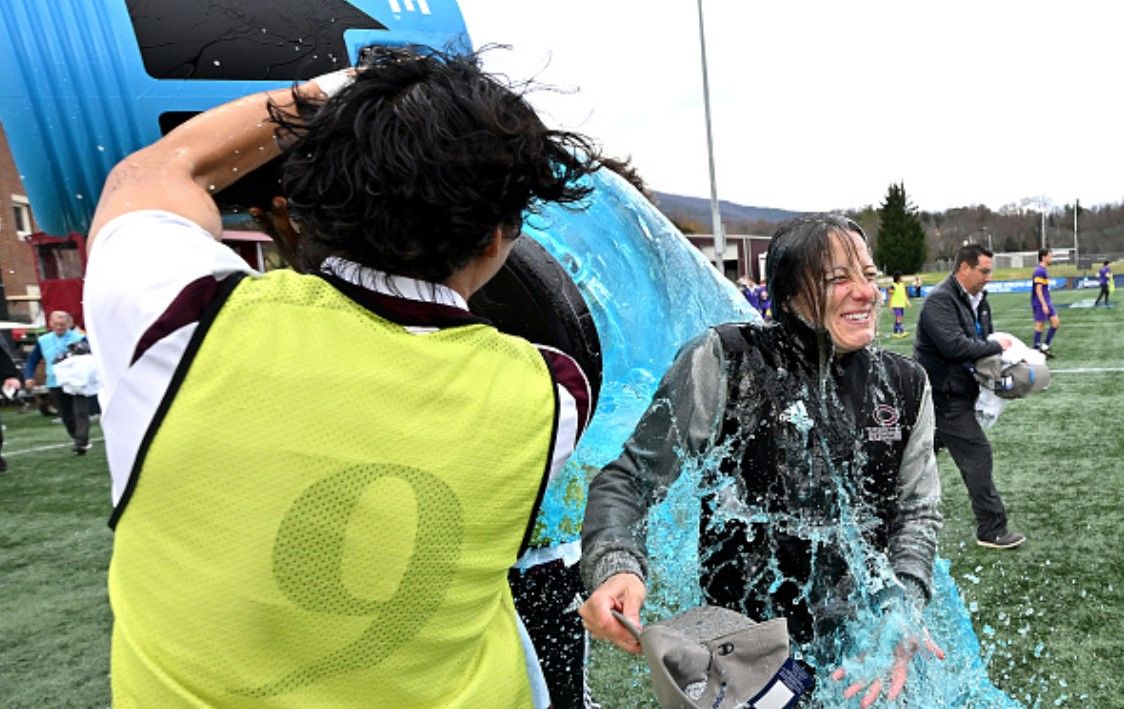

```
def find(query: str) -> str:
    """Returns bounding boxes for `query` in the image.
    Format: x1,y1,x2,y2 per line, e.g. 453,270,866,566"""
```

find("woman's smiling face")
819,230,880,353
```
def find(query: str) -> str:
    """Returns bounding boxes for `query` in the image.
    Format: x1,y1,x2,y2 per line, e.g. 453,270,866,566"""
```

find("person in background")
23,311,92,455
0,342,23,472
738,276,760,311
84,45,601,707
1094,260,1113,307
889,271,911,338
912,275,924,299
756,278,771,321
914,244,1025,550
1031,248,1059,358
581,215,943,705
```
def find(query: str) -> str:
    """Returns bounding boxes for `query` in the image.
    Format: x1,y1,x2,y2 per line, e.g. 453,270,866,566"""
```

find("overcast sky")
457,0,1123,215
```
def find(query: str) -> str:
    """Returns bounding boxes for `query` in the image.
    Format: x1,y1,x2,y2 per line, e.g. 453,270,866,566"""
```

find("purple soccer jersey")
1032,264,1054,320
742,285,759,309
1100,265,1111,286
756,285,770,317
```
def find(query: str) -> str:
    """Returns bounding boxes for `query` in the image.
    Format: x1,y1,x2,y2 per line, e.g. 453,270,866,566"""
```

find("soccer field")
877,287,1123,706
0,288,1120,706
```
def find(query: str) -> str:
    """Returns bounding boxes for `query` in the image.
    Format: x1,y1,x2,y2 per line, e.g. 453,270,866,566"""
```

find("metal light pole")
1073,198,1080,267
1040,200,1047,250
696,0,725,276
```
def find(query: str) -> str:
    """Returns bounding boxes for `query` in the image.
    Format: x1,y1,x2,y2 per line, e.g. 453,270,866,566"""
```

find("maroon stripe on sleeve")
130,276,223,365
538,347,592,436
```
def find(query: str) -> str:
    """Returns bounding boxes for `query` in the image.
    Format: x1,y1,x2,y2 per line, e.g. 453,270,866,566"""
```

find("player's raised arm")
87,73,347,245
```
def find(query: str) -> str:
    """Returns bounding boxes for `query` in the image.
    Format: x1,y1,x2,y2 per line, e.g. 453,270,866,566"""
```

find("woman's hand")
578,572,647,654
830,629,944,707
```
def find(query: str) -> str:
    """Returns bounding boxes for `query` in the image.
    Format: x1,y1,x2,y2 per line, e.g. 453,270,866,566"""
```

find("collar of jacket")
775,311,837,376
944,272,979,306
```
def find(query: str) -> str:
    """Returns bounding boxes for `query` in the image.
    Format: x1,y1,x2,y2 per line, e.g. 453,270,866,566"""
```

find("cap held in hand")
974,354,1050,400
612,605,811,709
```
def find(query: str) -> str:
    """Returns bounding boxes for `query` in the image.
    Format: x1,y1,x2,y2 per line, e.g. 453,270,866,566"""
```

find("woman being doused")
580,214,944,704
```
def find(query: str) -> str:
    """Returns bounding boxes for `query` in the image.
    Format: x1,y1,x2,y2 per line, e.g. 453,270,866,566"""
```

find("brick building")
0,122,43,325
685,232,773,283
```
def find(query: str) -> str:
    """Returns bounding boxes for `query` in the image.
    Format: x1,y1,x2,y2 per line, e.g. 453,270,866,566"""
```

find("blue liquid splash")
524,170,1019,705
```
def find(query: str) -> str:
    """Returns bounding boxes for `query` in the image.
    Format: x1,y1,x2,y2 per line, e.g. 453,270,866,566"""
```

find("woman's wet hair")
765,214,868,328
268,44,602,282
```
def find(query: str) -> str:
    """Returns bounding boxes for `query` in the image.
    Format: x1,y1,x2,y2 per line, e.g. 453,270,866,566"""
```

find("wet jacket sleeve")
580,330,727,592
917,287,1001,364
889,378,943,605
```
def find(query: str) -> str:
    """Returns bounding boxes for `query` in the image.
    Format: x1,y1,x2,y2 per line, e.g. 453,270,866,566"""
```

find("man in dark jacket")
914,244,1025,549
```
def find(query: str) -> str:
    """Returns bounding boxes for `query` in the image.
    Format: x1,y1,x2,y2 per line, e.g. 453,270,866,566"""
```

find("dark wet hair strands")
268,45,603,282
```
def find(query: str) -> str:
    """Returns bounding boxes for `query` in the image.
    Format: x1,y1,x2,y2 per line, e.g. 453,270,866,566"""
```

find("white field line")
1049,367,1124,374
5,436,104,457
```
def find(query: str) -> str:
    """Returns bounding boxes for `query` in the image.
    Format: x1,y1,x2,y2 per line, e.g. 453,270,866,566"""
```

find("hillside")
652,191,801,232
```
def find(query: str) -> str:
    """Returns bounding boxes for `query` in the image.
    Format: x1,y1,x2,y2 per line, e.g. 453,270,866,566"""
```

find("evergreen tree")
874,182,927,274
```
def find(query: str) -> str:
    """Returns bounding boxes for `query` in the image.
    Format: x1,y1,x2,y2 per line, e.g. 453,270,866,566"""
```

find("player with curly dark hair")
85,45,601,707
269,45,599,279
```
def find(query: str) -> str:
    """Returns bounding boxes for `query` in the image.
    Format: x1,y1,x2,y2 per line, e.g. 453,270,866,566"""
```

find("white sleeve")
84,210,255,405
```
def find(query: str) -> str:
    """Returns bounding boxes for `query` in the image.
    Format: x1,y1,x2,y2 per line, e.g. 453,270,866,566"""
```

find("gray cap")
612,606,809,708
974,354,1050,399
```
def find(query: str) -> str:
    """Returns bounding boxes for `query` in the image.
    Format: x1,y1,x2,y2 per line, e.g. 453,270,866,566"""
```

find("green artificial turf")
0,409,112,707
879,287,1122,706
1,287,1119,707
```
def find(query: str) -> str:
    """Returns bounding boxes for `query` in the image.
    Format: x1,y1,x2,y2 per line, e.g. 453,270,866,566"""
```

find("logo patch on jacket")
867,404,902,442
